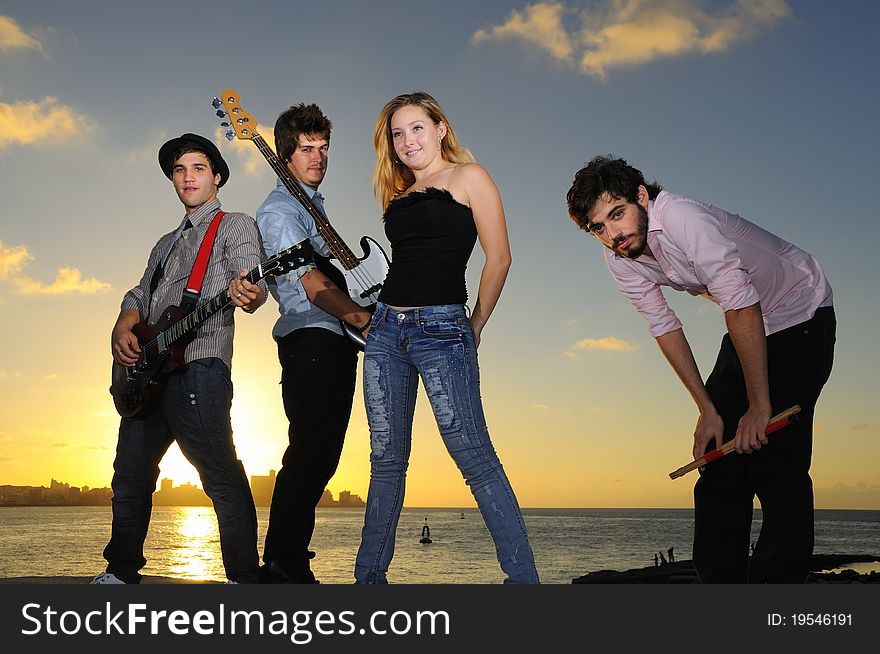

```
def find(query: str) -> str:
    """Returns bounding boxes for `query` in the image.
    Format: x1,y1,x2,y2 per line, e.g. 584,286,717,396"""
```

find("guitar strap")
179,210,225,313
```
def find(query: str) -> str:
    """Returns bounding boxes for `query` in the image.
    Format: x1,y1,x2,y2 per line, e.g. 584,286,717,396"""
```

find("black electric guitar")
213,89,389,348
110,241,314,419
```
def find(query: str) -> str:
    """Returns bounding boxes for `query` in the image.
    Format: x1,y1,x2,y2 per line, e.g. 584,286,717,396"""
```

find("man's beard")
612,204,648,258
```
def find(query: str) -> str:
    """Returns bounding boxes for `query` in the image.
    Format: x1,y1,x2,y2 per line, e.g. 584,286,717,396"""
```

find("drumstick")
668,405,801,480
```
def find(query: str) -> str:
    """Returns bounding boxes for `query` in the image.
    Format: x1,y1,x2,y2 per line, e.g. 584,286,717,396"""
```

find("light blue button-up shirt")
256,178,341,338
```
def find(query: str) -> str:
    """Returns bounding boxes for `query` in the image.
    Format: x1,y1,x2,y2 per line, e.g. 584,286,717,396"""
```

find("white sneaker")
91,572,125,584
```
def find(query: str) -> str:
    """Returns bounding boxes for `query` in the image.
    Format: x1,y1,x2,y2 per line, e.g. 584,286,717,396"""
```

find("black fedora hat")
158,133,230,188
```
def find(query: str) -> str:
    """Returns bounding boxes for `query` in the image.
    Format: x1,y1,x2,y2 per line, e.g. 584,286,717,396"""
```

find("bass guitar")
110,241,314,419
212,89,389,349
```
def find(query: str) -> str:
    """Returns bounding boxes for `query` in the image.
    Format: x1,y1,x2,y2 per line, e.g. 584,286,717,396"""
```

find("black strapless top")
378,187,478,306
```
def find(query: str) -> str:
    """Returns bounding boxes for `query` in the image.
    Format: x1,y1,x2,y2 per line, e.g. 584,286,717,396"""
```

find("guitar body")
110,305,192,419
108,240,313,419
332,236,390,308
312,235,390,350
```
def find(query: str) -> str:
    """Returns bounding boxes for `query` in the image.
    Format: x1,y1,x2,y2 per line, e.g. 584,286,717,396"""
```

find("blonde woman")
354,92,538,584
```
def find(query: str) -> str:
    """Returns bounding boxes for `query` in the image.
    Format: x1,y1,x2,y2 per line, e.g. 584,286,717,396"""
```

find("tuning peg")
211,97,222,109
225,129,235,141
216,109,227,118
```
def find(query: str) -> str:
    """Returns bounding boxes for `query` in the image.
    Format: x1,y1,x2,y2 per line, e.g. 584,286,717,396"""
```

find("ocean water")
0,507,877,584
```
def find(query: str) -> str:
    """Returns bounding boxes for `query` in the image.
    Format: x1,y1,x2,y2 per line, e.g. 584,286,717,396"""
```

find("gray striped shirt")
121,199,268,370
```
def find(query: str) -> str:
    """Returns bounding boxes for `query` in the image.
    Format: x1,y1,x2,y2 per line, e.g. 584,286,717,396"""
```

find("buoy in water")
459,510,465,519
419,517,432,544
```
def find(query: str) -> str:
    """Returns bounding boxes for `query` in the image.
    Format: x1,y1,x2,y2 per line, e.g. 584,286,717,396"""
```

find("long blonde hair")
372,91,473,210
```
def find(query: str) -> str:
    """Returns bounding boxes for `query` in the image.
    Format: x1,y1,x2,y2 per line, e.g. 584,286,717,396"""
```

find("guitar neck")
251,134,359,270
164,268,263,345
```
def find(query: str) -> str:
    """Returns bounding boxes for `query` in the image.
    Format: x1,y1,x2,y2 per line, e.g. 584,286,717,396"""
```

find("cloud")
849,423,873,431
42,373,60,382
0,15,45,56
473,0,792,79
473,1,574,61
0,97,96,151
49,442,68,449
0,240,32,278
575,336,637,351
0,432,9,440
0,240,111,295
215,124,276,177
564,335,636,358
533,403,551,411
0,456,11,462
13,266,111,295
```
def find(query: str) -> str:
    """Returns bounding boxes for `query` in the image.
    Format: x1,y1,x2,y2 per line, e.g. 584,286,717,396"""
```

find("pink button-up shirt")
605,191,833,338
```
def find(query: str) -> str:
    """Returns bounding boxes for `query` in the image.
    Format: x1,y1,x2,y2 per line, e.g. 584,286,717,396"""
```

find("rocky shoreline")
2,554,876,584
573,554,880,583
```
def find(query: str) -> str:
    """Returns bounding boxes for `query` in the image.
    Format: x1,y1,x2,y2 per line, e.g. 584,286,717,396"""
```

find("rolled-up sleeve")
605,251,683,337
665,203,759,312
223,213,269,312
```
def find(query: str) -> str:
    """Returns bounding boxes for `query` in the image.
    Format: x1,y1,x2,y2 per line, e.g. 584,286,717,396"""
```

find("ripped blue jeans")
354,303,539,583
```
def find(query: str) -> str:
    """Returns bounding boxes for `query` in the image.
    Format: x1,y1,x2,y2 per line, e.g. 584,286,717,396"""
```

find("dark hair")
171,144,216,174
566,155,663,232
274,103,332,163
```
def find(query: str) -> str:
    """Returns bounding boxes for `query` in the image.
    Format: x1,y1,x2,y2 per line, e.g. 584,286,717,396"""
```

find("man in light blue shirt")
256,103,371,584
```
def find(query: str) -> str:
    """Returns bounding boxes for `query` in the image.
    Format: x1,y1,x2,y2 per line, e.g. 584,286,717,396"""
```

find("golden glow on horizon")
0,316,878,509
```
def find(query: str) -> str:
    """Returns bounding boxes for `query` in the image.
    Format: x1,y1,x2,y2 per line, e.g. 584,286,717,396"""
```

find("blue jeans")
354,303,539,583
102,358,259,583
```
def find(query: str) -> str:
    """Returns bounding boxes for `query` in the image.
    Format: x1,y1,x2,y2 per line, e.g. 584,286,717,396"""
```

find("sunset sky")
1,1,877,509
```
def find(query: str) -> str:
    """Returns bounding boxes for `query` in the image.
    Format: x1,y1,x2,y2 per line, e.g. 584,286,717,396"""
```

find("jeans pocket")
419,317,464,339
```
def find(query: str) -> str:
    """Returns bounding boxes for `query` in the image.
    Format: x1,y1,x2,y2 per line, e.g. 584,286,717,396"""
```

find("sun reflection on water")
167,507,223,581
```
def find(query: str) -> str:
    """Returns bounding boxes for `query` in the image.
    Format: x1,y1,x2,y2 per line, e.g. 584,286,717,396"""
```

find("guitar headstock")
258,239,315,279
212,89,260,141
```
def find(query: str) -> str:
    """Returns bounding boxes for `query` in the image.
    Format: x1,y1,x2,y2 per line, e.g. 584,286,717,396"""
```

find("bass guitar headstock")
212,89,260,141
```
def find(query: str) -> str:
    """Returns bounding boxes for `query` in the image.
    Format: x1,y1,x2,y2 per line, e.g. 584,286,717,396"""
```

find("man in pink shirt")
566,156,835,583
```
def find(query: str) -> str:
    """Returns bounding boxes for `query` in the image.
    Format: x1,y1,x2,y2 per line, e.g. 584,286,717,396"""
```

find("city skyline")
1,1,878,509
0,474,365,508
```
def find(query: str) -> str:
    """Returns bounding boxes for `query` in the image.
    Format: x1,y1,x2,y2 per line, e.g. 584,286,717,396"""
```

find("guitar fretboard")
164,268,261,344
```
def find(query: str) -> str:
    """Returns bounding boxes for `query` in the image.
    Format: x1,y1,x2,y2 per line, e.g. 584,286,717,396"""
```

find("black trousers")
262,328,357,572
693,307,836,583
105,359,259,583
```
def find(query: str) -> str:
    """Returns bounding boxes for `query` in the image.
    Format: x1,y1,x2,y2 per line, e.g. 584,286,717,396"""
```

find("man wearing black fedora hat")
93,133,268,584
